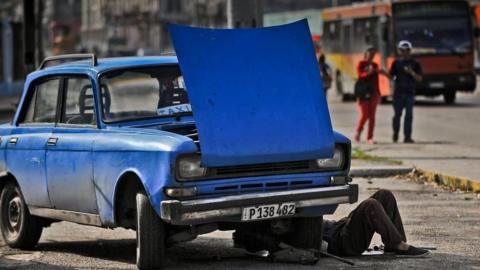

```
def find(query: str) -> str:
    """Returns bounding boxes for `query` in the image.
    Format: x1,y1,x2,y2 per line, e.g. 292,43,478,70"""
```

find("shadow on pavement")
8,238,480,269
36,238,136,264
370,141,454,146
385,156,480,161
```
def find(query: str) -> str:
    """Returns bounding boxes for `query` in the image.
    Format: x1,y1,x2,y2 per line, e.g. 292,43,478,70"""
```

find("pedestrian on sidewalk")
354,47,388,144
318,54,332,93
389,41,422,143
323,189,430,257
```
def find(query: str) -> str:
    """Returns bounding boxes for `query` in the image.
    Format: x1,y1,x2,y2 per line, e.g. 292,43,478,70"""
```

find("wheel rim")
8,197,22,231
1,190,22,239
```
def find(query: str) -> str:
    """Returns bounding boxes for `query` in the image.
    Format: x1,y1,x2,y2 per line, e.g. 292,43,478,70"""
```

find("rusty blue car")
0,20,357,269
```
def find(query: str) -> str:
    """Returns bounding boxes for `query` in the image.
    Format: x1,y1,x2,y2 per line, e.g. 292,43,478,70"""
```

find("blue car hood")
169,20,334,167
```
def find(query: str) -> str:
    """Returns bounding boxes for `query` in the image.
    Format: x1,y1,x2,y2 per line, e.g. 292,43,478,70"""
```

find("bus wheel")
443,90,456,104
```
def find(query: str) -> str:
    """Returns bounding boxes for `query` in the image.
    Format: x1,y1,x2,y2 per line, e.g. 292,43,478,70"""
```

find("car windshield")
395,17,472,55
100,65,191,122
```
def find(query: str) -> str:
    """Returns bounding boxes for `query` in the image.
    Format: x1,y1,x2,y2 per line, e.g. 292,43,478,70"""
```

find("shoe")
392,134,398,143
392,245,431,258
354,133,361,143
404,138,415,143
367,139,375,145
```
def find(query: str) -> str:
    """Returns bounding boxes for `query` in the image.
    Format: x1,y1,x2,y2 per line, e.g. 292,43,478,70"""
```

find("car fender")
92,131,197,226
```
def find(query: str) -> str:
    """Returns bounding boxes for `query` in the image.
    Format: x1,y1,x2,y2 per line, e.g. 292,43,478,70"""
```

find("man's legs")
369,189,407,242
392,95,405,141
403,95,415,140
338,191,405,256
367,96,379,140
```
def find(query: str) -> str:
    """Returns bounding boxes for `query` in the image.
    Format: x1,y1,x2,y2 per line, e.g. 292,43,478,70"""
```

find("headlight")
315,146,345,169
177,154,207,179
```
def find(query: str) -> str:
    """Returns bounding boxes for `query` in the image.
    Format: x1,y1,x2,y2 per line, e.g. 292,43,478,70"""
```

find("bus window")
341,22,352,53
323,21,341,53
353,17,379,53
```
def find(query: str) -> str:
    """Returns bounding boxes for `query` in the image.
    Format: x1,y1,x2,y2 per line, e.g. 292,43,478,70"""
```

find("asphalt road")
329,93,480,181
329,92,480,148
1,176,479,269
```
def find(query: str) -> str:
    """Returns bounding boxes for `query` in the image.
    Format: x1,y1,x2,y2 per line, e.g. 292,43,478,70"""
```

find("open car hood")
169,20,334,167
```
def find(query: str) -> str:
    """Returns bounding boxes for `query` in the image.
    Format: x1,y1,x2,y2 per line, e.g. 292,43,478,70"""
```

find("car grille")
207,160,318,179
215,160,310,175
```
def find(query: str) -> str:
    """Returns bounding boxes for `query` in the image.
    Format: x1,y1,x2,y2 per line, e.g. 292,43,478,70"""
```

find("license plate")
241,202,296,221
429,82,445,89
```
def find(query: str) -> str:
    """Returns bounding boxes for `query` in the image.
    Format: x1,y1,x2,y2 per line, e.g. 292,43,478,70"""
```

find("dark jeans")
332,189,407,256
392,94,415,139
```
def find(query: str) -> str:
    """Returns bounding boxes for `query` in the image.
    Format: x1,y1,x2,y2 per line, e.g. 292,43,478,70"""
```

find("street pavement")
0,176,479,269
329,92,480,183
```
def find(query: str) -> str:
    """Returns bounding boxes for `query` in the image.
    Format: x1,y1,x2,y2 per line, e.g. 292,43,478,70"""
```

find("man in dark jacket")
389,41,422,143
323,189,430,257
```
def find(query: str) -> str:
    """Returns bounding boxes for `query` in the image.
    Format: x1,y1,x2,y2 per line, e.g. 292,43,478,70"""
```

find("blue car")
0,21,357,269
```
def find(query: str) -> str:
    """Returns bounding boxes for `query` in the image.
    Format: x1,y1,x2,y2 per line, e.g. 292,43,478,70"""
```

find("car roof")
28,56,179,78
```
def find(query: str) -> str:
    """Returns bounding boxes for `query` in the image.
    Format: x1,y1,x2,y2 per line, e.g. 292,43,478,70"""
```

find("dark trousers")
392,94,415,139
336,189,407,256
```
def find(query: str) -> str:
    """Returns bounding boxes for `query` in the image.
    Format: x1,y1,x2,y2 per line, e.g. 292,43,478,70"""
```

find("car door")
6,78,61,208
45,76,99,214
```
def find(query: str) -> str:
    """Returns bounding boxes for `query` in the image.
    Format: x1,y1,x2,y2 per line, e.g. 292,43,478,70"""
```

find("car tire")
136,191,165,270
0,183,43,249
443,90,456,104
287,216,323,251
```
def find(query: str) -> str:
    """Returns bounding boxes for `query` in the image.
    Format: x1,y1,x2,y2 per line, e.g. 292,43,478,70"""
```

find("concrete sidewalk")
329,93,480,191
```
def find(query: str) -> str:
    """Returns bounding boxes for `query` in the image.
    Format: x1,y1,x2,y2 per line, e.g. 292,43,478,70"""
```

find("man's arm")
405,64,422,82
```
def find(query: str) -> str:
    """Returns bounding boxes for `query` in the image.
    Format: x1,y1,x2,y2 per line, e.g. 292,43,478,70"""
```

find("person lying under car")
323,189,430,257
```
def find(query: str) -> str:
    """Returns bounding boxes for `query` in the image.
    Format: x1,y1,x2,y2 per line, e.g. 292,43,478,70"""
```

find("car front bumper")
160,182,358,225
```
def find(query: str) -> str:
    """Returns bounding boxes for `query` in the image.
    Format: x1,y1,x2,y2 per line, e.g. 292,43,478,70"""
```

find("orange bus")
322,0,476,104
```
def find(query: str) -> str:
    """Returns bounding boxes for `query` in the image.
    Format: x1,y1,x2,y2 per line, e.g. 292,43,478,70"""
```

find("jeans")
392,94,415,139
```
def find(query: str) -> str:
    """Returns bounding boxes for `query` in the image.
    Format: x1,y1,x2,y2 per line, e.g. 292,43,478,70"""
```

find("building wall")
81,0,228,56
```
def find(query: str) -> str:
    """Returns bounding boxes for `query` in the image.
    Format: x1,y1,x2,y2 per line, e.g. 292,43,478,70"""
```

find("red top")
357,60,380,96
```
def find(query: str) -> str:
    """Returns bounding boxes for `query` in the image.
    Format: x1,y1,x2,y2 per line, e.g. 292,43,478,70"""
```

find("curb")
349,166,414,178
418,169,480,193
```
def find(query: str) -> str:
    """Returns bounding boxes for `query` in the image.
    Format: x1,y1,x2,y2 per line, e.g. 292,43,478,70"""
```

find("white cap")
398,40,412,50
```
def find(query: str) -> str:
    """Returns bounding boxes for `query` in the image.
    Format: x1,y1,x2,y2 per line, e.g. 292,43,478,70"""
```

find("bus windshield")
395,17,472,55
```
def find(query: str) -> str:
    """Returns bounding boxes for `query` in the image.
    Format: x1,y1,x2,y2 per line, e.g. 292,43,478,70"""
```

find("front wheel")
443,90,456,104
136,192,165,270
0,183,43,249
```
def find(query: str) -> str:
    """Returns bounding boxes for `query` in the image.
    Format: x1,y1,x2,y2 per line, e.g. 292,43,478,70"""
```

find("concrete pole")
1,20,13,86
227,0,263,28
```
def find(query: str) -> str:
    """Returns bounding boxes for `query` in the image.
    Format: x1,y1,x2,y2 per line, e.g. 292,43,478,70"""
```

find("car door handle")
47,137,58,146
9,137,18,144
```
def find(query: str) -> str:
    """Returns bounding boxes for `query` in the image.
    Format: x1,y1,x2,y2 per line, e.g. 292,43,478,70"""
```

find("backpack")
354,78,374,100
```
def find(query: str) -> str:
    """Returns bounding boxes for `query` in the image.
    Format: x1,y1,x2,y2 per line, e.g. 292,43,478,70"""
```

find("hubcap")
7,197,22,231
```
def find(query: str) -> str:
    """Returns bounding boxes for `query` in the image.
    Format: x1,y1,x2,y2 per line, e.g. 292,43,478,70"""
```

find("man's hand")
379,68,390,78
404,66,422,82
365,65,375,75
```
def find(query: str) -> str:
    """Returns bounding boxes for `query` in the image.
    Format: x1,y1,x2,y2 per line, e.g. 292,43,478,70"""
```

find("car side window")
61,77,96,126
22,79,60,124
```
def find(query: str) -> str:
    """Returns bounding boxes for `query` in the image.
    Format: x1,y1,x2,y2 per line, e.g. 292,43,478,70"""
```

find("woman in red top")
355,48,388,144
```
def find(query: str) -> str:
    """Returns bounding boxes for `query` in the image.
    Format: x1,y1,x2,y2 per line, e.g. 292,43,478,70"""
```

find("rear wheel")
443,90,456,104
0,183,43,249
136,192,165,270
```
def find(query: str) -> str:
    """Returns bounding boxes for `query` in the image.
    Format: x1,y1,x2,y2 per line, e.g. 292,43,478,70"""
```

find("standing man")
389,41,422,143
